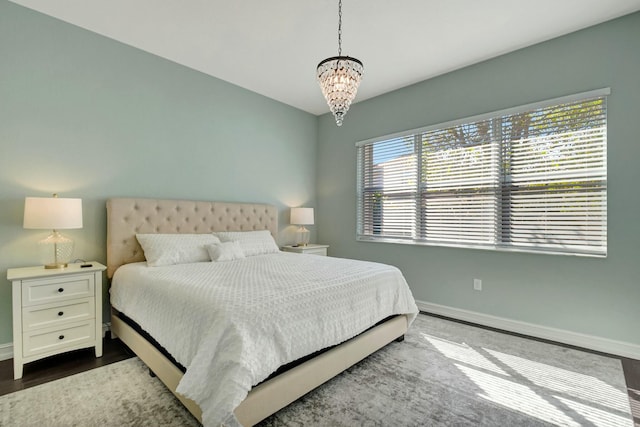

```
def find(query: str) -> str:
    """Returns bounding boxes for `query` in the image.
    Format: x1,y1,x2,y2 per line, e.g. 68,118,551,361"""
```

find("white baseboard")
0,342,13,362
416,300,640,360
0,323,112,362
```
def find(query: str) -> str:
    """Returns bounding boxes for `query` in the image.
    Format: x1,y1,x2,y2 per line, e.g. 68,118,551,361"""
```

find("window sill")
356,236,607,258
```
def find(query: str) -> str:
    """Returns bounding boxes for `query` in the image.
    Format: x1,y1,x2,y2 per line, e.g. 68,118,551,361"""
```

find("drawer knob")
58,335,65,340
57,288,64,293
58,311,64,316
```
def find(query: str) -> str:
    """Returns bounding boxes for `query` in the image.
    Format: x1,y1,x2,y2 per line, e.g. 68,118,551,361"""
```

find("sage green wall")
317,13,640,346
2,2,638,351
0,2,317,344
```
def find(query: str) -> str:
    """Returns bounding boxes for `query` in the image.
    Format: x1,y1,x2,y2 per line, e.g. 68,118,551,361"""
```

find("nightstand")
7,262,106,380
281,244,329,256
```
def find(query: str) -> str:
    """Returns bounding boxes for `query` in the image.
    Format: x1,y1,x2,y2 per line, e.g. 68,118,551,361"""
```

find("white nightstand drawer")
23,298,95,332
23,321,95,357
302,247,327,256
281,244,329,256
21,274,94,307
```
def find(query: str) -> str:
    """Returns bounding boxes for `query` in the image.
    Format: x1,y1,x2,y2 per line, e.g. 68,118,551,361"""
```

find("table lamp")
23,194,83,269
290,207,314,246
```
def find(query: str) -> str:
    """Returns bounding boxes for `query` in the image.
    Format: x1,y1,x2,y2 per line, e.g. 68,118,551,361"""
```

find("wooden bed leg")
395,335,405,342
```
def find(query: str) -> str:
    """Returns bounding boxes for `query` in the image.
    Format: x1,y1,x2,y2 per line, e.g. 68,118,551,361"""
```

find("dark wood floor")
623,357,640,426
1,328,638,426
0,334,133,396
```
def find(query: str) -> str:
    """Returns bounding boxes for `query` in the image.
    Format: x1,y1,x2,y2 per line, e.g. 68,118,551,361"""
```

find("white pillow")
136,233,221,267
206,241,246,262
213,230,279,257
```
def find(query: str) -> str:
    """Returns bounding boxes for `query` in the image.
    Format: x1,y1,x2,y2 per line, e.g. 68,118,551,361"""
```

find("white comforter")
110,252,418,426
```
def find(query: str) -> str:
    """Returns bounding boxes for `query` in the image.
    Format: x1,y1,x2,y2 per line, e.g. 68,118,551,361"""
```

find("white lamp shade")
24,197,83,229
290,207,314,225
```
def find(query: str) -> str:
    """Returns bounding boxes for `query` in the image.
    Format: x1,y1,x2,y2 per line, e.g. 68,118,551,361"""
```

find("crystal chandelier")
316,0,363,127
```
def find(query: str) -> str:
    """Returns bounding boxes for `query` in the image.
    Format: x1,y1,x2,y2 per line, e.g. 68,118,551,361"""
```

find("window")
356,89,608,256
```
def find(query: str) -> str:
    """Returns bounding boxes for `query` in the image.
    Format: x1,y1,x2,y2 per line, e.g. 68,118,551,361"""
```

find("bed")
106,198,418,426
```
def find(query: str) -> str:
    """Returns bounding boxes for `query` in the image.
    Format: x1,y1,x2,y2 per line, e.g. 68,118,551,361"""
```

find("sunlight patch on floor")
421,333,509,375
555,395,633,427
421,331,633,426
485,348,629,413
456,363,582,426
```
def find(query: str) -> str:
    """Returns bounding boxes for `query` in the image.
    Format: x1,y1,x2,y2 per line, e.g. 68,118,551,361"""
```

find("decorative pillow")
206,241,246,262
213,230,279,257
135,234,221,267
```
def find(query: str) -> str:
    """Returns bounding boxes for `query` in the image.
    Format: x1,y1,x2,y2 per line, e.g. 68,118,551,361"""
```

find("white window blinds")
356,89,608,256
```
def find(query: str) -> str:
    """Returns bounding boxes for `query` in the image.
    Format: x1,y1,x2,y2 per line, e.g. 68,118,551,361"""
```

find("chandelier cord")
337,0,342,56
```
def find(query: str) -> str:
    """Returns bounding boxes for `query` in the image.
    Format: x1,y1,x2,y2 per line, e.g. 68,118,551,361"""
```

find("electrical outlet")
473,278,482,291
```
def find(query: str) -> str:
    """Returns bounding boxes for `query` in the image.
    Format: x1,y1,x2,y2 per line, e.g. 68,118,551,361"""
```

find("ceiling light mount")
316,0,363,127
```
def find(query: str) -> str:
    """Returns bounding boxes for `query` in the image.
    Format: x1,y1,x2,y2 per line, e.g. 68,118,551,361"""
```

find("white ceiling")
10,0,640,115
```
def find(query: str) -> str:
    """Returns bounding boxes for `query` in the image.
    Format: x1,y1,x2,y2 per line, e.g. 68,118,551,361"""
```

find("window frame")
356,88,609,257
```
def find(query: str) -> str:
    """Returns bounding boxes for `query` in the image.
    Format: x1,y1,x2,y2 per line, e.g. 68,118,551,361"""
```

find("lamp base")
38,231,75,269
295,226,310,247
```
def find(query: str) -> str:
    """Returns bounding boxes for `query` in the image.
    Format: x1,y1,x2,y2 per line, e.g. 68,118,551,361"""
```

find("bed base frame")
111,308,408,426
106,198,409,426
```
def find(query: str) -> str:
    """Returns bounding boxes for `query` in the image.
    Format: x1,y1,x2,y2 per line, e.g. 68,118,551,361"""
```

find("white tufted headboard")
106,198,278,278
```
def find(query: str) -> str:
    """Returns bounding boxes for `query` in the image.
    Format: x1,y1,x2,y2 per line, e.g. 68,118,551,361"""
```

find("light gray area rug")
0,356,199,427
261,315,633,426
1,314,633,427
